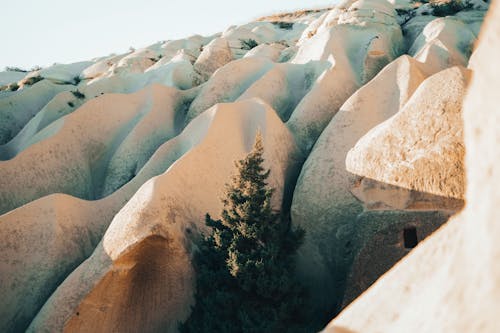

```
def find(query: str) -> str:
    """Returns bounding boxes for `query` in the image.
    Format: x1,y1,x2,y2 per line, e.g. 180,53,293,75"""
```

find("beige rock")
324,2,500,332
238,61,330,121
409,17,477,73
186,57,275,123
0,80,74,144
28,99,300,333
243,43,287,61
0,87,199,333
112,49,157,75
0,84,188,214
193,37,233,82
346,66,470,200
81,53,129,80
290,54,432,321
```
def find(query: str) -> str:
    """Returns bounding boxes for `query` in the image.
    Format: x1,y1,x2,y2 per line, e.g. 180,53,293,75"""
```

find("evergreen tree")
181,132,306,333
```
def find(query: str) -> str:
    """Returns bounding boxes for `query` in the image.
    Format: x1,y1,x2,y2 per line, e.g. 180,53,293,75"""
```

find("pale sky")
1,0,335,69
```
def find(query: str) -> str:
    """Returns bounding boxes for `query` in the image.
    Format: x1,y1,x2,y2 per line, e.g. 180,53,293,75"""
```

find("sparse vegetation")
180,133,307,333
5,66,28,73
71,90,85,99
257,7,333,22
430,0,465,16
272,21,294,30
240,38,259,50
0,82,19,92
24,76,43,86
396,8,416,24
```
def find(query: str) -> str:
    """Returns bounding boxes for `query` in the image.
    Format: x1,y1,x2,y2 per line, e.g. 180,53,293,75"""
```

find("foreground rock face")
0,1,490,332
290,54,469,320
324,1,500,332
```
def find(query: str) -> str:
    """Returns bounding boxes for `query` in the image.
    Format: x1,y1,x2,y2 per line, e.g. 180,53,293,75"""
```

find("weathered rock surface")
324,1,500,331
238,61,330,121
0,84,191,214
187,57,275,123
0,80,74,144
0,1,490,332
291,57,469,321
39,61,94,84
27,99,300,333
409,17,479,73
193,37,233,82
347,66,470,200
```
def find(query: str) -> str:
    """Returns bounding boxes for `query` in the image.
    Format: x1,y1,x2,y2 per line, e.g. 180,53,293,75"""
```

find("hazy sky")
1,0,335,69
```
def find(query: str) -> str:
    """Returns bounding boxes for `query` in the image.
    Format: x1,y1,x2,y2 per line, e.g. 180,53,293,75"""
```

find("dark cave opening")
403,226,418,249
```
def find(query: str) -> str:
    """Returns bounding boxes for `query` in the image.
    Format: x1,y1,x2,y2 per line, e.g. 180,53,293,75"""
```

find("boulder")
346,66,470,200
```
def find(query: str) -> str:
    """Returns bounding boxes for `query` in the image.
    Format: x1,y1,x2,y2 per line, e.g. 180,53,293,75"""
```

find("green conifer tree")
180,132,306,333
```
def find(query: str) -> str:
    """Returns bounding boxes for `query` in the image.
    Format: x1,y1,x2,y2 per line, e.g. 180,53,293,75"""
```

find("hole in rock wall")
403,226,418,249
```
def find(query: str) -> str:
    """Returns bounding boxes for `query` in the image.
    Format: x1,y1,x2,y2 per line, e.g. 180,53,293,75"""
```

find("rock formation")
0,0,493,332
324,1,500,331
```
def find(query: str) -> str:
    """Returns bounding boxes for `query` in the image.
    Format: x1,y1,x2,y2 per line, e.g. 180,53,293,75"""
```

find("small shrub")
272,21,294,30
73,76,81,85
24,76,43,86
240,38,258,50
9,83,19,91
430,0,464,16
0,82,20,92
307,29,317,39
396,8,416,24
67,101,75,107
71,90,85,99
5,66,28,73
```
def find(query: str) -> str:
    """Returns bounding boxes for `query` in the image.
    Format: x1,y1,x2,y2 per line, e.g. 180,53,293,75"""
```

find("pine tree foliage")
180,132,306,333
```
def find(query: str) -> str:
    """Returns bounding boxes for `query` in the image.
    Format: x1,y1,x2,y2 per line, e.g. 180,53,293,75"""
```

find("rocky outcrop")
324,1,500,332
187,57,274,123
346,66,470,200
193,37,233,82
238,61,330,121
409,17,479,73
0,85,190,214
27,99,300,333
0,1,490,332
287,0,405,153
291,57,469,321
0,80,74,144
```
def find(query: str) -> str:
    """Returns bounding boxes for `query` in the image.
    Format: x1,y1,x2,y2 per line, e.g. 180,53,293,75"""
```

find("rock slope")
324,1,500,331
0,0,491,332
